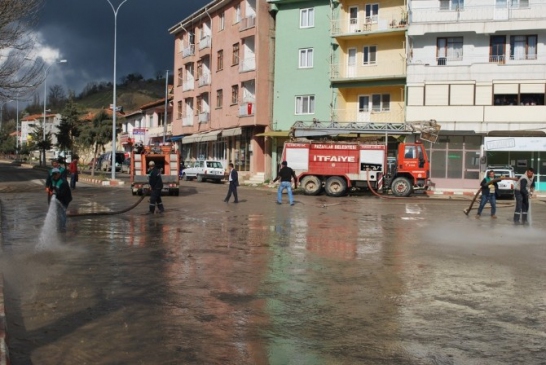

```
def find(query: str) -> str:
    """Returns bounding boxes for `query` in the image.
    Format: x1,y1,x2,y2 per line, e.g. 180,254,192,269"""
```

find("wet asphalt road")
1,162,545,365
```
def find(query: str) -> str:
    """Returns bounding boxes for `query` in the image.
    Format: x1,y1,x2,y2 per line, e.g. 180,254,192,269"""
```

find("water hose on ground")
67,185,150,217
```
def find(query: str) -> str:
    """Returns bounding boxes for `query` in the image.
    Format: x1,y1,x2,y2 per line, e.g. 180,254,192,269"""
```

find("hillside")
73,79,166,116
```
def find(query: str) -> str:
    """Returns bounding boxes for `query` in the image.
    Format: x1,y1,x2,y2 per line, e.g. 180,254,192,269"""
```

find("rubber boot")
522,213,528,225
513,212,521,224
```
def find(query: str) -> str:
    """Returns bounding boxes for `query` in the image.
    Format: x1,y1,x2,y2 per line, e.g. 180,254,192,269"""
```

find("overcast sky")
36,0,209,97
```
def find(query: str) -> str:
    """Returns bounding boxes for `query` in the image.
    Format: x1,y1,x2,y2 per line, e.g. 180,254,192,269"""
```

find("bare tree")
48,84,66,110
0,0,46,99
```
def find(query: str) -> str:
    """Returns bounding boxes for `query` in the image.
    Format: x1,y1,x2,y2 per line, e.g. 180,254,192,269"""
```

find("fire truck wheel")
301,175,322,195
391,177,413,197
325,176,347,197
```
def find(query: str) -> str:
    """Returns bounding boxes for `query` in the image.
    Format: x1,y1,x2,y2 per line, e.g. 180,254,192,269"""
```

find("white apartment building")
20,113,62,147
407,0,546,190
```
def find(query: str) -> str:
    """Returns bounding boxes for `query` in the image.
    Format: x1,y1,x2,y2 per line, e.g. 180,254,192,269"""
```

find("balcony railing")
198,112,210,123
182,45,195,58
183,79,195,91
198,72,211,87
239,15,256,31
182,115,193,126
331,108,404,124
239,57,256,72
199,36,211,50
410,2,546,24
330,59,406,80
239,102,255,117
331,16,407,36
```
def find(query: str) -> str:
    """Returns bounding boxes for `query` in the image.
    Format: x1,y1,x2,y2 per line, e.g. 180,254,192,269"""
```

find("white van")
486,165,515,199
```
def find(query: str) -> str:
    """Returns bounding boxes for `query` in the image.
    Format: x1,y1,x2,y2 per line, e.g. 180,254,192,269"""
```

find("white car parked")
181,160,226,183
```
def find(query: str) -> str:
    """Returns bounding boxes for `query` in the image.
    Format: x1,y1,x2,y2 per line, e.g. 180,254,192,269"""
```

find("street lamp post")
42,59,67,166
107,0,131,180
163,69,169,144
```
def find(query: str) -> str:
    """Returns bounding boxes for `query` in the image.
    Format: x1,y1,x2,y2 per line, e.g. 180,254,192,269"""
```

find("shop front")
484,135,546,191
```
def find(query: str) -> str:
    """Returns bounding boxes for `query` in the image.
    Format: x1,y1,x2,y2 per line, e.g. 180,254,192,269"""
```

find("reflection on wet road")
1,174,545,364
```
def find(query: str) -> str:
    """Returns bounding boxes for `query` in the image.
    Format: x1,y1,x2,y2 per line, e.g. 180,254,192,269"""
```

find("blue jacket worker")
476,170,498,219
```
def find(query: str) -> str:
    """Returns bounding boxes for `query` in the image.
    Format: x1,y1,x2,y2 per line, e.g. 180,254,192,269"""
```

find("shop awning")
168,135,184,142
255,131,290,137
182,130,222,144
222,127,242,137
198,130,222,142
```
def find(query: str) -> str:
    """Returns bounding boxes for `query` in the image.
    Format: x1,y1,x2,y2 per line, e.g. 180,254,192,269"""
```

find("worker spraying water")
46,168,72,232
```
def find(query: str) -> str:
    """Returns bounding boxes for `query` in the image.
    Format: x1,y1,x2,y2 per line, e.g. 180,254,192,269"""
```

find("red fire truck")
282,120,440,197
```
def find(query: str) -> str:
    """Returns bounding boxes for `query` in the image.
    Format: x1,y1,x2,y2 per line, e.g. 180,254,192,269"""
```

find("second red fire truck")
281,120,440,197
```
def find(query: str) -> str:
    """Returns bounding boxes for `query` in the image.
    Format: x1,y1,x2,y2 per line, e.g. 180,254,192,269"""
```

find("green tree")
55,100,80,155
77,110,112,176
30,125,52,166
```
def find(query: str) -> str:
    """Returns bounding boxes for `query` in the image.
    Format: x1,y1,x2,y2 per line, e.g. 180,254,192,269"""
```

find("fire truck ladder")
290,120,441,143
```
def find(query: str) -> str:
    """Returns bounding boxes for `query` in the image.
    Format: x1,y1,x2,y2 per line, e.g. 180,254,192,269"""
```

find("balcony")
407,55,546,83
198,112,210,123
239,57,256,72
331,16,407,37
409,2,546,34
182,79,195,91
331,108,404,124
199,36,211,50
238,102,255,117
182,45,195,58
239,15,256,31
330,59,406,82
182,115,193,126
198,72,211,87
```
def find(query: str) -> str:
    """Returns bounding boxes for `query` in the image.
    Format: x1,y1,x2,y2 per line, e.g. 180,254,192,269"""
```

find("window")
372,94,390,112
363,46,377,65
177,68,182,86
232,43,239,65
510,0,529,8
216,89,223,108
295,95,315,114
219,11,225,30
196,60,202,79
490,36,506,63
217,50,224,71
196,95,203,114
234,4,241,24
439,0,464,10
177,101,182,119
299,48,314,68
437,37,463,61
231,85,239,105
300,8,314,28
365,4,379,23
510,35,537,60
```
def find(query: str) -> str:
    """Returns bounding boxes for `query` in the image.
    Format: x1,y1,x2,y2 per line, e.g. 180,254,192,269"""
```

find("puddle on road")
0,191,545,364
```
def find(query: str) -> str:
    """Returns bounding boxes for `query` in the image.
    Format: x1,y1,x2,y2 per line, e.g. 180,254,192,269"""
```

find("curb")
74,177,125,186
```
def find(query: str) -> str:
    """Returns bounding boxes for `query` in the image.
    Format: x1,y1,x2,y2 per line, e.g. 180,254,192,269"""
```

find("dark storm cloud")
38,0,209,95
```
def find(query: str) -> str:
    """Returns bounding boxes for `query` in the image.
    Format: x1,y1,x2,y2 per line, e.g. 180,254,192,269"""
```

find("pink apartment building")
169,0,273,181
